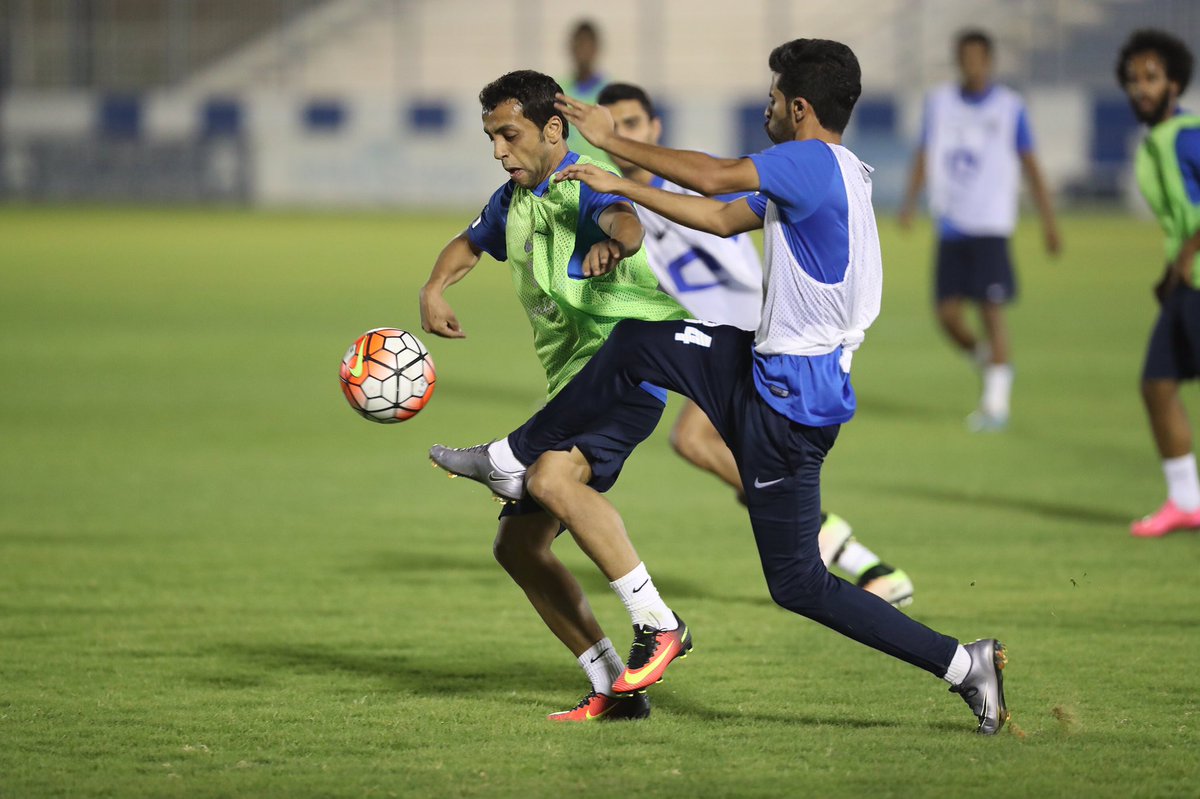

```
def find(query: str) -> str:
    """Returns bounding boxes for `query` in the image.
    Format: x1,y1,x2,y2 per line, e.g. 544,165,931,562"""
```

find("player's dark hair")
768,38,861,134
956,29,994,57
571,20,599,42
479,70,570,139
1116,28,1194,93
597,82,656,119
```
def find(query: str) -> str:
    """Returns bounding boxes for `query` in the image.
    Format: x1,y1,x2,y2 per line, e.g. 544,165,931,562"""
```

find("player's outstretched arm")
555,93,758,197
586,203,644,277
1020,152,1061,256
419,232,481,339
558,163,761,238
898,148,925,231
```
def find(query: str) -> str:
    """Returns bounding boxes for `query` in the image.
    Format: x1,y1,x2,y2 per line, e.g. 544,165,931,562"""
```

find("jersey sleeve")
1174,128,1200,206
579,181,633,225
1015,104,1035,154
744,192,768,218
747,140,837,220
465,182,514,261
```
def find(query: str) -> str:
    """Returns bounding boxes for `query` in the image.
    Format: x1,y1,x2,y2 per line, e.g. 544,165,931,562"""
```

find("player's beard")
764,117,793,145
1131,90,1173,125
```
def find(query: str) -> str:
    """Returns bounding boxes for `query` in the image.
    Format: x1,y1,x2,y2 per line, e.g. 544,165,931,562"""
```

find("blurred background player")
1117,30,1200,538
899,28,1060,432
421,70,691,722
559,20,613,168
597,81,913,606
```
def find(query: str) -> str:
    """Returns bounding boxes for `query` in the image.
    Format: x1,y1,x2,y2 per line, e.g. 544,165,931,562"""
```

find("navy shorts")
935,235,1017,304
499,385,664,519
1142,282,1200,381
508,319,959,676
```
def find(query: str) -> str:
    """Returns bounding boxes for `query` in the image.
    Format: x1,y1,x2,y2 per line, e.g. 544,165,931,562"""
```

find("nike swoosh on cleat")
584,704,612,720
622,640,678,683
631,578,650,593
348,338,367,378
754,476,784,488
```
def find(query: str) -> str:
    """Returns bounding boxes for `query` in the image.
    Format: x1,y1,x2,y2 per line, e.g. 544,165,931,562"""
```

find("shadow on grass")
651,693,911,729
217,642,578,696
854,391,954,423
572,569,774,609
348,550,499,575
350,549,776,608
868,482,1132,525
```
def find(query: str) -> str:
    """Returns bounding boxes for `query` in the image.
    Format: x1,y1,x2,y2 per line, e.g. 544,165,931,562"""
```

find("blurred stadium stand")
1,0,1198,208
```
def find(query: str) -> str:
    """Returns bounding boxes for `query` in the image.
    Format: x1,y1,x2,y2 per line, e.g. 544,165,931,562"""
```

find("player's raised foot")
546,690,651,722
949,639,1009,735
818,512,854,567
611,614,693,695
859,565,914,608
966,409,1008,433
429,442,525,501
1130,500,1200,537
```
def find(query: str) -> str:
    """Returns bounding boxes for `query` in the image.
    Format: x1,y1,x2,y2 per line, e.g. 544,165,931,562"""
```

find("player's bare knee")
1142,379,1178,408
936,301,962,329
492,528,528,573
668,419,697,462
525,451,585,507
493,522,553,576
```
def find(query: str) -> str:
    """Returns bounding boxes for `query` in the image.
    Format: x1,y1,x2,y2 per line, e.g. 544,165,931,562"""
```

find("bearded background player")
1117,30,1200,538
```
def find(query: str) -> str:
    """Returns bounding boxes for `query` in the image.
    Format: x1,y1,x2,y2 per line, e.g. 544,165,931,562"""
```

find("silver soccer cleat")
429,442,526,501
949,638,1009,735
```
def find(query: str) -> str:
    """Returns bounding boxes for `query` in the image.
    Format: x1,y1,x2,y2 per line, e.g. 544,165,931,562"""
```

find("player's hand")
582,239,624,277
419,289,466,338
1044,225,1063,257
1154,262,1179,304
554,94,615,149
1172,247,1195,286
556,162,626,195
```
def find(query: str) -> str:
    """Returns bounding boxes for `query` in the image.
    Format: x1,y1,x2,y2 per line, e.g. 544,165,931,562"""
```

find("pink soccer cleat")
1130,500,1200,537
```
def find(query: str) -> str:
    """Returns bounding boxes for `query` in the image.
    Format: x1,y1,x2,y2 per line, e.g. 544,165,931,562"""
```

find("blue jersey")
743,139,883,426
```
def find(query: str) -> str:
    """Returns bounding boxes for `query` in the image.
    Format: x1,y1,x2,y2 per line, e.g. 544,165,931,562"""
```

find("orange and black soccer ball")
339,328,436,423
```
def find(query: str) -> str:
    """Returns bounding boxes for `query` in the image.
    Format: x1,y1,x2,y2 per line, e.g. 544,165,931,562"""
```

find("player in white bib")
595,81,914,606
900,29,1060,431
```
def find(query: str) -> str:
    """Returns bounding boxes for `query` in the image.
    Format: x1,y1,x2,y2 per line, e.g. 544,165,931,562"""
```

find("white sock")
981,364,1013,418
837,541,880,580
609,562,678,631
578,638,625,696
487,437,525,473
943,644,972,685
1163,454,1200,512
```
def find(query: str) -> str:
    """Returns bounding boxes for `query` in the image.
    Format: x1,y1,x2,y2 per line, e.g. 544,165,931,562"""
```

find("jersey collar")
959,83,996,105
533,151,581,197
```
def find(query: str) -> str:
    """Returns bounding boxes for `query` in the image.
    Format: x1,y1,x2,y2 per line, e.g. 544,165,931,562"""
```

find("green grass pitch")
2,207,1198,798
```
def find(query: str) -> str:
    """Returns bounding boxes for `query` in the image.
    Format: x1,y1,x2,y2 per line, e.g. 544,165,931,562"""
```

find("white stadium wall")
4,0,1198,208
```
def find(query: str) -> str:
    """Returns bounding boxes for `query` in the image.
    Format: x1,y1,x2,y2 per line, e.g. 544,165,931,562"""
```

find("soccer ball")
339,328,436,423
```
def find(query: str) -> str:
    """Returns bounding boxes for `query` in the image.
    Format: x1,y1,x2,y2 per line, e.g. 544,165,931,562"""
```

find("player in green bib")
1118,31,1200,537
420,70,689,721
